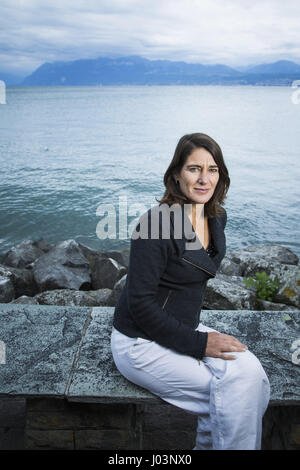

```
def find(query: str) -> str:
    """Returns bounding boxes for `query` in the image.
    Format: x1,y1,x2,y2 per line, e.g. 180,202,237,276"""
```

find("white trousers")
110,323,270,450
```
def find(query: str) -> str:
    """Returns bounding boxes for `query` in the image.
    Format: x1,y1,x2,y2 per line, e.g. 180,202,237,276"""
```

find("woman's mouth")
194,188,209,193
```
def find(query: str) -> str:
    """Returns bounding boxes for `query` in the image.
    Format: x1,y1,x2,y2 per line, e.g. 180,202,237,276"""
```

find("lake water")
0,85,299,260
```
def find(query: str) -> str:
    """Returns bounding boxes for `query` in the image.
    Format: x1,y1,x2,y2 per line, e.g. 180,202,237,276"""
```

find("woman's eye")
189,168,218,172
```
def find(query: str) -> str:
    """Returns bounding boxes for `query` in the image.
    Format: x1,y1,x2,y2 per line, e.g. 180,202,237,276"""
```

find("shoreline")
0,237,299,311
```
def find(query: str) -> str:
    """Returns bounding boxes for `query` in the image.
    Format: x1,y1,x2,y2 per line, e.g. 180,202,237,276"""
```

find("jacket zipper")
162,290,171,309
181,257,215,277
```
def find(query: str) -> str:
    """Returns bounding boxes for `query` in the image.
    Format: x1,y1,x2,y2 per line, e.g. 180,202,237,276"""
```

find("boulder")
32,239,91,292
33,288,112,307
218,256,241,276
1,238,52,269
226,244,298,278
106,248,130,269
0,274,15,302
77,243,128,289
203,273,257,310
11,295,39,305
0,263,38,298
91,257,127,290
256,299,299,311
269,264,300,308
107,274,127,306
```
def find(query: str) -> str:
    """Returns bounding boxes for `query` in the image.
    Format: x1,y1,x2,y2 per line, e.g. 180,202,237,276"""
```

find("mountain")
21,55,240,86
245,60,300,74
19,56,300,86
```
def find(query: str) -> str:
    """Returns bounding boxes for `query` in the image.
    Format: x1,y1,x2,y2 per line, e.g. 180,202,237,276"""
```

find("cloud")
0,0,300,76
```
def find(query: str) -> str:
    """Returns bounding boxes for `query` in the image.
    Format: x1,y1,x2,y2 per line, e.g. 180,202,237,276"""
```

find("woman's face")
175,147,220,204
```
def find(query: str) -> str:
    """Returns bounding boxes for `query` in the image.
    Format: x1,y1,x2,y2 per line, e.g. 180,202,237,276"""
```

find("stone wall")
1,304,299,451
25,398,196,450
24,398,300,450
1,396,299,450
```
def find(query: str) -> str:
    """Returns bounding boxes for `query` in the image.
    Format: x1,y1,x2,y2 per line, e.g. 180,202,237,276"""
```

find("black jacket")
113,203,227,360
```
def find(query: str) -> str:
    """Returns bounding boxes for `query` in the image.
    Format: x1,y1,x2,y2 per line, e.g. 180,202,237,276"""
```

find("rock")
0,263,39,298
269,264,300,308
106,249,130,269
256,299,299,311
91,257,127,290
227,244,299,277
32,239,91,292
77,243,107,267
218,256,241,276
1,238,299,311
34,288,112,307
77,243,128,289
11,295,39,305
203,273,257,310
1,238,52,269
0,275,15,302
107,274,127,306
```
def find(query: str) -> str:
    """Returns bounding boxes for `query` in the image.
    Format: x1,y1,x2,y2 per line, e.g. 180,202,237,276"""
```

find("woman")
111,133,270,450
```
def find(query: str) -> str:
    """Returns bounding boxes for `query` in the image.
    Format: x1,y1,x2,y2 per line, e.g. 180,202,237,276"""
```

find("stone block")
67,307,160,403
0,304,90,397
74,429,139,450
25,430,74,449
200,310,300,405
26,400,136,430
0,398,26,427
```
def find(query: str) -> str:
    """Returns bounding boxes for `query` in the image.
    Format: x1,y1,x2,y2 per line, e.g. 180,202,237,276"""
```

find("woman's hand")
205,332,248,360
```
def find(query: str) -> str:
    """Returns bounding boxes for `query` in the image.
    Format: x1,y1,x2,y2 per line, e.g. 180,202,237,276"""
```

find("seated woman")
111,132,270,450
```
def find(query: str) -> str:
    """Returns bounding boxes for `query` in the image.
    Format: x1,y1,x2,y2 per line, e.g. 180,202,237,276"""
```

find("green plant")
243,271,279,303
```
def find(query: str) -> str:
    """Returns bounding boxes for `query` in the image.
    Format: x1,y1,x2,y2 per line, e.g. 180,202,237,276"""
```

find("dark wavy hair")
156,133,230,218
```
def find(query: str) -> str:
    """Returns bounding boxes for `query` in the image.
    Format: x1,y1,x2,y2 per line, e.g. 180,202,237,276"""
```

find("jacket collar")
171,204,226,277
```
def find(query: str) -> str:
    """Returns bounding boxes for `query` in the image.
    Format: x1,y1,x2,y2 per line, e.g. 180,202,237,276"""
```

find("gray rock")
106,248,130,269
32,239,91,291
33,288,112,306
227,244,299,277
10,295,39,305
218,256,241,276
107,274,127,306
91,257,127,290
256,299,299,311
203,273,257,310
77,243,107,266
1,239,52,269
77,243,127,289
0,263,38,298
269,264,300,308
0,275,15,302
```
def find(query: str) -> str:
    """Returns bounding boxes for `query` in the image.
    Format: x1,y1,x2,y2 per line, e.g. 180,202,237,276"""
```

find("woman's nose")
197,171,209,183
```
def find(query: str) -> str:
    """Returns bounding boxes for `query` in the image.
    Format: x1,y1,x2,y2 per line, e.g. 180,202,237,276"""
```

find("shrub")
243,271,279,304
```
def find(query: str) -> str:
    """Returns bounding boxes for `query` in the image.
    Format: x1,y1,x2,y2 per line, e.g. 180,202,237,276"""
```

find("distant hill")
245,60,300,74
11,56,300,86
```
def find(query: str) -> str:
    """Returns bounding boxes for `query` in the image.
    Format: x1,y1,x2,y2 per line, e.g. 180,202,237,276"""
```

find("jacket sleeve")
126,209,208,360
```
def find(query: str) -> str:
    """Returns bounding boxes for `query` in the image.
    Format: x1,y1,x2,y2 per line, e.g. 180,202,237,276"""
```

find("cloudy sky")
1,0,300,77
